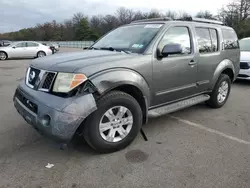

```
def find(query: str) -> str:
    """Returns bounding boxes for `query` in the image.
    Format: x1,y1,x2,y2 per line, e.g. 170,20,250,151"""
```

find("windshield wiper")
99,47,131,54
85,46,99,50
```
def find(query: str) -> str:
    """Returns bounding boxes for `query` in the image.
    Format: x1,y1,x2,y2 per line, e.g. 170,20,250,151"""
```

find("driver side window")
15,42,27,48
158,26,192,56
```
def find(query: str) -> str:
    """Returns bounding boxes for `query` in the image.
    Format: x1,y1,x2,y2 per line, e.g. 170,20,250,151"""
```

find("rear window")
222,29,239,50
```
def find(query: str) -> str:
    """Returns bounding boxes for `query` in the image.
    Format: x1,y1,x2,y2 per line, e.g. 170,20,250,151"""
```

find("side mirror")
12,46,16,49
161,43,182,57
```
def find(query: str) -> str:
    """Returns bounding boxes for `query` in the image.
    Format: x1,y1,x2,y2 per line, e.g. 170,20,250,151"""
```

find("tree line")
1,0,250,41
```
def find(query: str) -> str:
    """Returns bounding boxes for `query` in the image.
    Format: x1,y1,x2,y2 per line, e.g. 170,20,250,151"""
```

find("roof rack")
131,17,172,23
130,16,224,25
177,16,224,25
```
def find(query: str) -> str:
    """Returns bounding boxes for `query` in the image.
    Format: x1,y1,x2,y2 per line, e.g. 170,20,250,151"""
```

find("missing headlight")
80,80,97,94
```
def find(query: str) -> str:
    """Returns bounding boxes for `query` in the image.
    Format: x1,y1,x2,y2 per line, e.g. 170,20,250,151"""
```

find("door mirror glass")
161,43,182,57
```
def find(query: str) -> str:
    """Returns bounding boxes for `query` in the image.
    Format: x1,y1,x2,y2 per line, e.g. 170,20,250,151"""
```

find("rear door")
194,27,222,93
26,42,39,57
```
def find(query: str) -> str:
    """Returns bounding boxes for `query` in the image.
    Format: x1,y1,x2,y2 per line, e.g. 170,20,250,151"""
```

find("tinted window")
196,28,212,53
158,26,191,55
210,29,218,52
27,42,39,47
222,29,239,50
15,42,26,48
196,28,219,53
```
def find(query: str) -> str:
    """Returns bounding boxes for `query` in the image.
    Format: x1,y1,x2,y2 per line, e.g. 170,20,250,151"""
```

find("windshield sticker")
132,44,144,48
144,24,163,28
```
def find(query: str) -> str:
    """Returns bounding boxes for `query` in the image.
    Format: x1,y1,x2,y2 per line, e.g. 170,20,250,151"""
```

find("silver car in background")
0,41,53,60
238,37,250,80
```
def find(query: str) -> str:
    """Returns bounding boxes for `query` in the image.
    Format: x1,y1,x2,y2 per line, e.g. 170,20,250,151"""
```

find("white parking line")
170,116,250,145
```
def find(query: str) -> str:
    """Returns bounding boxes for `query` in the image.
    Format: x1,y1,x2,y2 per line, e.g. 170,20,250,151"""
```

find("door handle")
189,60,196,65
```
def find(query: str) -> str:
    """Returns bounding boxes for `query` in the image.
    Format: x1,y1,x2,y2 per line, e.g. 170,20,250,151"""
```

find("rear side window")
27,42,39,47
210,29,218,51
222,29,239,50
196,28,218,53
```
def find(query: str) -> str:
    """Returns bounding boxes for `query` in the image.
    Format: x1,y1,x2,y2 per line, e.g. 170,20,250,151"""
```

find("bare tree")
89,15,104,35
196,11,214,19
116,7,135,25
165,10,178,19
72,12,87,26
146,9,163,18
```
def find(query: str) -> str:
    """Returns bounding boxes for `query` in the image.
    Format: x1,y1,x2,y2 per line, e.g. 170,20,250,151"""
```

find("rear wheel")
0,52,7,60
84,91,142,153
207,74,231,108
37,51,46,58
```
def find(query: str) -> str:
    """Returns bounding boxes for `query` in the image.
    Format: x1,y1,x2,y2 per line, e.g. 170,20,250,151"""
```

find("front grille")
25,67,56,92
15,90,38,114
41,72,56,90
240,62,249,69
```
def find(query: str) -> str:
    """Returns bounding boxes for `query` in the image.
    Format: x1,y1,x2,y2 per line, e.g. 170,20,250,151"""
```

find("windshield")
92,24,163,54
239,39,250,51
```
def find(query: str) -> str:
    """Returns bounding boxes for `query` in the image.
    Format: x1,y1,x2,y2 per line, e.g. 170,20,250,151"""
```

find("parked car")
42,43,56,54
50,43,60,51
0,41,53,60
13,17,240,153
237,37,250,80
0,40,12,47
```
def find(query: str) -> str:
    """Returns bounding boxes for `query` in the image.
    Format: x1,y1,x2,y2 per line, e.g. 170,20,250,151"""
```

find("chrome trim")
156,83,197,96
25,67,34,89
197,80,210,86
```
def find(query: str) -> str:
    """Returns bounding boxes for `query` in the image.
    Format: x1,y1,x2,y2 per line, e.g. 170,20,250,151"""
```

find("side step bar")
148,94,210,117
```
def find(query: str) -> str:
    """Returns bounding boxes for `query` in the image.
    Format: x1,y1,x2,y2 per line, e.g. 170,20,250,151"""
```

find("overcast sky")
0,0,231,33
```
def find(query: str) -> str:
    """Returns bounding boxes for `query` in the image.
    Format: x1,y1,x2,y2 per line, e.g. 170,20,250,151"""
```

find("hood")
31,50,137,73
240,51,250,62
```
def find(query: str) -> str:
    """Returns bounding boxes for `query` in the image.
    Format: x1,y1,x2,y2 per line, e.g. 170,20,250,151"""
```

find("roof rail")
130,16,224,25
177,16,224,25
131,17,172,23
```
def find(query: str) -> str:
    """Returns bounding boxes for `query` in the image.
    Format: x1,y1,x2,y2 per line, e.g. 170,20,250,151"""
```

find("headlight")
53,73,87,93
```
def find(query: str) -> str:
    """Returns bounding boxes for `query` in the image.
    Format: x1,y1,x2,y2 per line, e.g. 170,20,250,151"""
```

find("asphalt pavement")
0,48,249,188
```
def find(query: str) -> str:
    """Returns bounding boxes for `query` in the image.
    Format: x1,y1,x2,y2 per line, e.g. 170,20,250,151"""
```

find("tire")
37,51,46,58
207,74,231,108
84,91,143,153
0,51,7,60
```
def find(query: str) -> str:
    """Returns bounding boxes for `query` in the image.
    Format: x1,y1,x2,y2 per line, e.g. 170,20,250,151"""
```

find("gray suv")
13,17,240,153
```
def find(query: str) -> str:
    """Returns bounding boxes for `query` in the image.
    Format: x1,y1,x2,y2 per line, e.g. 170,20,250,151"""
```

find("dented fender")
89,68,151,106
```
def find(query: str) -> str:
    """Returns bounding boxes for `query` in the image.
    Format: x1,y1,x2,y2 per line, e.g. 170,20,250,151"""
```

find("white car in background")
0,41,53,60
238,37,250,80
51,43,60,51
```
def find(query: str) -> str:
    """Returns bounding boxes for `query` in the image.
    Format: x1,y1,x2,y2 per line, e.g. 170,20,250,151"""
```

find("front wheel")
84,91,143,153
0,52,7,60
207,74,231,108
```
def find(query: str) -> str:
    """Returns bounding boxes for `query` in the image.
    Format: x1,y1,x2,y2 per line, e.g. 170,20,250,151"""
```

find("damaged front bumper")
13,80,97,143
